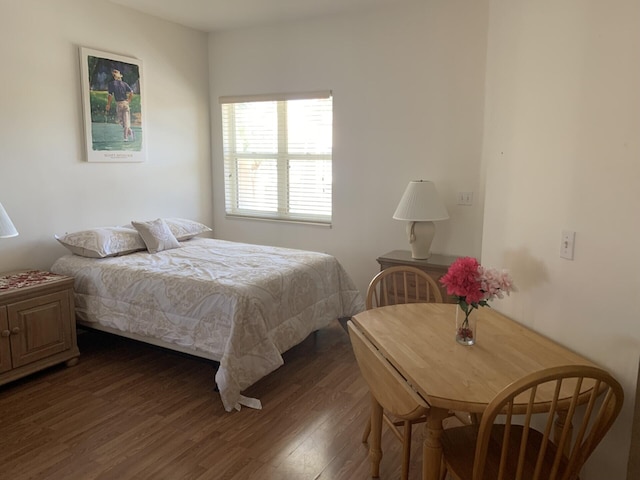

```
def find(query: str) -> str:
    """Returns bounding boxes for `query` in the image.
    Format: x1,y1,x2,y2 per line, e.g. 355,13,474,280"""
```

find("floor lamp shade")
0,202,18,238
393,180,448,259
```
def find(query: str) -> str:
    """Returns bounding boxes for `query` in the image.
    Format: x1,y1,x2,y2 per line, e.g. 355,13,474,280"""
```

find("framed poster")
79,47,146,162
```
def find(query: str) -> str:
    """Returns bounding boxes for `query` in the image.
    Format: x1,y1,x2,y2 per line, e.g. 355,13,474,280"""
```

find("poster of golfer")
80,47,145,162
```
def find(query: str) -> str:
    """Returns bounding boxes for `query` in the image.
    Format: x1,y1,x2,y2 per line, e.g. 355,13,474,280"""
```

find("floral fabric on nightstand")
0,270,65,291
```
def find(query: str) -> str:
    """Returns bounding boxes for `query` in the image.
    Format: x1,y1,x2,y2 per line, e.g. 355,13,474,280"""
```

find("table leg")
423,407,449,480
369,394,383,478
554,410,573,456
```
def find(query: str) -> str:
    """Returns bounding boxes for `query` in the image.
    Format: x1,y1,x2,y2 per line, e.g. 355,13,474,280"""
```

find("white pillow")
132,218,181,254
55,227,146,258
162,218,212,241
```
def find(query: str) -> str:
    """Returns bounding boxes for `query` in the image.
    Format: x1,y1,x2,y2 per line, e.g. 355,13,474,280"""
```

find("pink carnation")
479,266,514,301
440,257,485,304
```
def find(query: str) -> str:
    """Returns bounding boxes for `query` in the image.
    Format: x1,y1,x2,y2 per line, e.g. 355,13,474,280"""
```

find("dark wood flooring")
0,319,425,479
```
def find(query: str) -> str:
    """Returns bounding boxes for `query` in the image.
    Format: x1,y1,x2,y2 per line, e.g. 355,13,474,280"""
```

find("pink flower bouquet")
440,257,514,343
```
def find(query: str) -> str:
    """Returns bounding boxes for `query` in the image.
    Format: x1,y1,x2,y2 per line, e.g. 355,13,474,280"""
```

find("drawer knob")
1,330,9,337
10,327,20,335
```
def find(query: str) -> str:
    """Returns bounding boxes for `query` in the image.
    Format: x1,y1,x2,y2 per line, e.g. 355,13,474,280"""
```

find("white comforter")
51,237,364,411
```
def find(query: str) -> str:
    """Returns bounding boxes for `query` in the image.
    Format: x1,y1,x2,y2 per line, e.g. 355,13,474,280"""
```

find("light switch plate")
560,230,575,260
457,192,473,206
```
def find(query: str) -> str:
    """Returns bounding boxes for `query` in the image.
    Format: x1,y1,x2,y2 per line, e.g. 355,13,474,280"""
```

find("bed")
50,219,364,411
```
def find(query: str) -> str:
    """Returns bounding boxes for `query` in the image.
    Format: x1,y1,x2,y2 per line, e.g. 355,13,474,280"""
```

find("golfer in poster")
105,69,134,142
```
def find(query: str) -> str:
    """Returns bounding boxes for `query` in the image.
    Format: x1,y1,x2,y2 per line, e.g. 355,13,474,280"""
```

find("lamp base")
406,221,435,259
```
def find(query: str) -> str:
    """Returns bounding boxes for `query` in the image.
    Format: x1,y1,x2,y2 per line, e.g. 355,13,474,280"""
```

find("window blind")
220,92,332,225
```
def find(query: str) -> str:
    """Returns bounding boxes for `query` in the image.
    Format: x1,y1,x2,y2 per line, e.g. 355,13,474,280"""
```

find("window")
220,91,332,225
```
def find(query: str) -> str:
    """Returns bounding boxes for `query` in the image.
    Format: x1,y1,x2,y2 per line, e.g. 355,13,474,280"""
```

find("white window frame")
220,91,333,226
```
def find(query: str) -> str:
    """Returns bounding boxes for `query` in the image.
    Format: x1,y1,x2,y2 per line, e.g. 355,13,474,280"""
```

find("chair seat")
442,424,570,480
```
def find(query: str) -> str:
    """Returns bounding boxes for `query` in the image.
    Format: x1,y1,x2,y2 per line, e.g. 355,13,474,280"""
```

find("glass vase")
455,304,477,346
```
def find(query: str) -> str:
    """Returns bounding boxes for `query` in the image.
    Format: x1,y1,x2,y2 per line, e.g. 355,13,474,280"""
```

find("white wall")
0,0,211,272
208,0,489,295
482,1,640,478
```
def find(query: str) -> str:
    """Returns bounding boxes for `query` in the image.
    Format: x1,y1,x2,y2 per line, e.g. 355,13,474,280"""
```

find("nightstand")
0,270,79,386
376,250,459,304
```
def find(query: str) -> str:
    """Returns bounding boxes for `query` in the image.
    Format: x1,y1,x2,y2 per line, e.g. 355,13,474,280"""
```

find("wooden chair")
366,265,443,309
348,321,429,480
360,266,444,479
441,364,624,480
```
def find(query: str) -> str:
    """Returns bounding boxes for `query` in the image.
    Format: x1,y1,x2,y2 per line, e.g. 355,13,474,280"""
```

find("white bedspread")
51,237,364,411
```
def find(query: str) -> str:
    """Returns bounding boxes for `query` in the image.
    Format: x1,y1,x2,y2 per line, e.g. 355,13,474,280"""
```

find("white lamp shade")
393,180,449,221
0,202,18,238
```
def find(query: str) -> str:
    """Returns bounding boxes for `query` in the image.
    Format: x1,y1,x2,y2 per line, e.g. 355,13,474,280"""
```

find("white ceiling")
108,0,407,32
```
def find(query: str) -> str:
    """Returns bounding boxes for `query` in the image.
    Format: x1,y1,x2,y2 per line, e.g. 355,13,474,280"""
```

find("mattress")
51,237,364,410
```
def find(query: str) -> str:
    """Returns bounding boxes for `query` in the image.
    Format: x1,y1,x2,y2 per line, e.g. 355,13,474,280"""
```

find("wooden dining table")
350,303,599,480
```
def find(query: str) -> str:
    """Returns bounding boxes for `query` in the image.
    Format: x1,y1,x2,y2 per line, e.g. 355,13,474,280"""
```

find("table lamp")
0,202,18,238
393,180,448,259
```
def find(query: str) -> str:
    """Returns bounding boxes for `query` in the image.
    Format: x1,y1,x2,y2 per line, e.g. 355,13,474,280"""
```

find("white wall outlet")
560,230,575,260
457,192,473,206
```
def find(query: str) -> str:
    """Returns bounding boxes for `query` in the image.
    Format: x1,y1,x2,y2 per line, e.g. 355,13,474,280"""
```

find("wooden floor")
0,319,426,479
